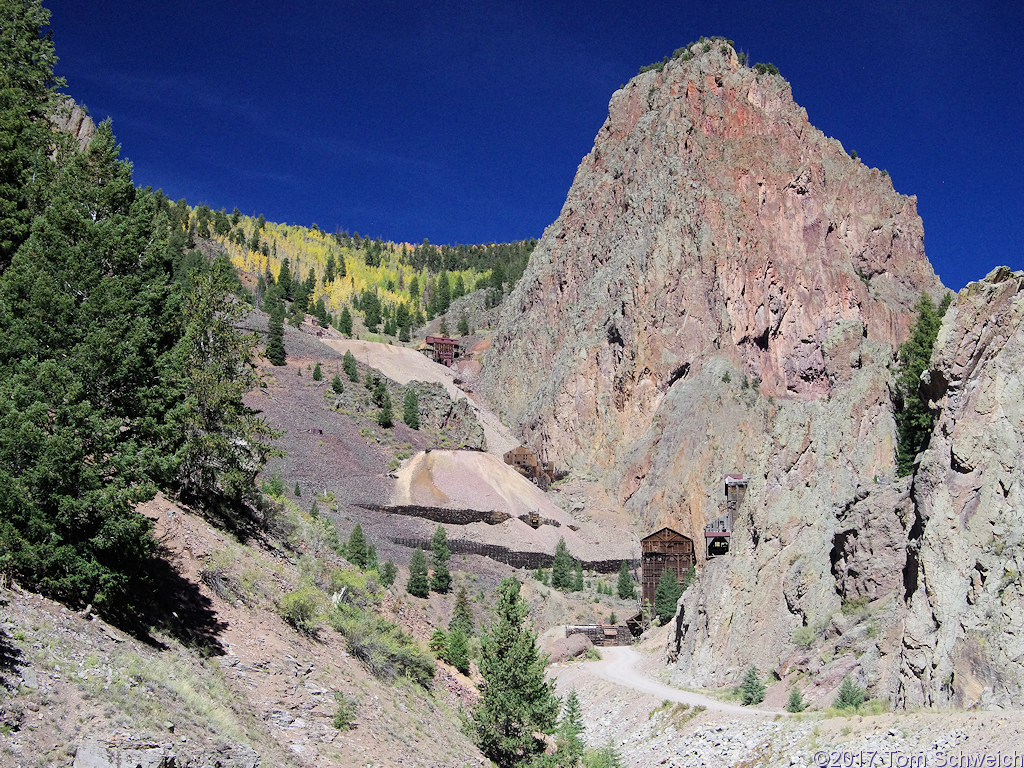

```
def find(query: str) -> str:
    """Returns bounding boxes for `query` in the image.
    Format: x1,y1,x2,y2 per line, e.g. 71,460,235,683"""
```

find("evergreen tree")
452,274,466,300
457,311,470,337
0,0,64,267
379,560,397,588
366,543,378,571
312,361,322,381
557,690,585,764
436,270,451,314
170,263,282,510
449,586,474,636
377,389,393,428
472,578,560,767
266,302,286,365
346,523,368,569
343,349,358,381
551,537,573,590
407,548,429,597
740,665,765,705
403,389,420,429
834,676,866,710
572,560,584,592
331,374,344,394
277,257,293,300
339,305,353,336
446,625,470,675
895,292,951,476
654,569,682,624
430,525,452,593
616,560,636,600
786,687,806,713
324,253,336,284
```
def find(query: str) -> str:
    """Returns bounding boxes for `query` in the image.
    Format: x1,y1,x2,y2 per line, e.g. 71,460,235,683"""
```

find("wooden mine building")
640,527,695,606
503,445,562,490
704,473,749,558
423,335,462,367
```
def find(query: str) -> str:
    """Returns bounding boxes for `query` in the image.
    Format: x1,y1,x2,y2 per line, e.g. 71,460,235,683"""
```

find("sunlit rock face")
475,40,1021,706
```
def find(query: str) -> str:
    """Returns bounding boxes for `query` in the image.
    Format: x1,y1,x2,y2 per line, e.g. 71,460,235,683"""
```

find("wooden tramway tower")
704,473,749,558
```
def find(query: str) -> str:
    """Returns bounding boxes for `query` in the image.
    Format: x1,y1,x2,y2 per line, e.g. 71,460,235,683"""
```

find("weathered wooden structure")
640,527,695,605
503,445,562,489
704,474,749,558
565,624,635,646
423,335,462,366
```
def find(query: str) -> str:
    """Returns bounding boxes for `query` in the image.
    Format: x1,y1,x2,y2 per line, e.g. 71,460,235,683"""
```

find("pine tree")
617,560,636,600
277,258,293,300
557,690,585,764
407,548,429,598
346,524,368,569
312,362,322,381
0,0,64,267
266,302,286,365
449,586,474,636
377,389,393,428
403,389,420,429
457,311,470,336
834,676,866,710
379,560,397,587
339,305,353,336
331,374,344,394
446,625,470,675
472,578,560,767
430,525,452,593
324,253,336,284
572,560,584,592
740,665,765,705
895,292,952,476
654,569,682,625
786,687,806,713
343,349,358,381
552,537,573,590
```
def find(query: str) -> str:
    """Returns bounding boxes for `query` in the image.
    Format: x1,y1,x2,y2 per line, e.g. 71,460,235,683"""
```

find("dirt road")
574,646,766,717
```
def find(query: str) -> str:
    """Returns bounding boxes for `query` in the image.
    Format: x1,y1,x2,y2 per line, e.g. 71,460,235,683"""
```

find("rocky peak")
480,40,942,479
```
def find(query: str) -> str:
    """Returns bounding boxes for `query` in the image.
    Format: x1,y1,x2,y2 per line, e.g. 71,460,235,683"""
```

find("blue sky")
50,1,1022,291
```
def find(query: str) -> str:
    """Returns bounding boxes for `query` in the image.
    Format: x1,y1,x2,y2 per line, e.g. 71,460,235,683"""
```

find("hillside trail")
319,337,518,455
581,645,771,717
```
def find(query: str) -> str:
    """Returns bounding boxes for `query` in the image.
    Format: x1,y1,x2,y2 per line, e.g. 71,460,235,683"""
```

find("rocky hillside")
898,268,1024,708
474,38,1024,709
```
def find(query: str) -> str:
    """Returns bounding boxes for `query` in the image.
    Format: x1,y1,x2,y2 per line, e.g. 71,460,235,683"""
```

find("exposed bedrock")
476,42,1024,708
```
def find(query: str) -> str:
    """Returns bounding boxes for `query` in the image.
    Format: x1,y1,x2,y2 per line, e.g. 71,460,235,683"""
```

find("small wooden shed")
640,527,695,605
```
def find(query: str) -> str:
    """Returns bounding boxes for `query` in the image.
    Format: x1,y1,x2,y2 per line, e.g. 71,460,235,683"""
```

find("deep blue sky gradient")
49,1,1022,290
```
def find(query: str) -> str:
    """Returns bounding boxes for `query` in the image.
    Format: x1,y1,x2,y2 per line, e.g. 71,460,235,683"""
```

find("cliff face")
480,43,939,483
476,40,999,704
898,268,1024,708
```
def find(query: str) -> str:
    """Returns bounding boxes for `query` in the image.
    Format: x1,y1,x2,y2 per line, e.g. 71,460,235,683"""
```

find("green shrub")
584,742,625,768
279,586,323,635
328,568,382,608
261,471,285,497
332,692,357,730
792,625,815,649
330,605,435,687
